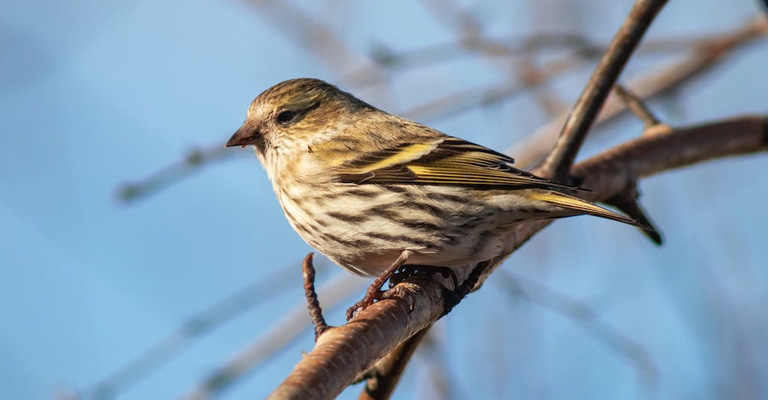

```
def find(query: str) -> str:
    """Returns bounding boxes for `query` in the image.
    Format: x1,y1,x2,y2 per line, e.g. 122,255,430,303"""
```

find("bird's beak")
226,125,260,148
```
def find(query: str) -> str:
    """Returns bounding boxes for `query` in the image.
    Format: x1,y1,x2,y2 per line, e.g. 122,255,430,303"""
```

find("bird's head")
226,78,372,158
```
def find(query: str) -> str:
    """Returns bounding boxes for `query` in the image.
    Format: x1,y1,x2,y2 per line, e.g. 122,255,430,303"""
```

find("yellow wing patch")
333,136,575,191
360,142,438,172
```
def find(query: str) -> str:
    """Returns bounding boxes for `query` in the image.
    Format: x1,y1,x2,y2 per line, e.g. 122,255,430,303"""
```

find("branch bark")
268,114,768,399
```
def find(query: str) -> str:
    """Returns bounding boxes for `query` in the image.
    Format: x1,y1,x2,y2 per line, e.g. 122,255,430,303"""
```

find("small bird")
227,78,650,316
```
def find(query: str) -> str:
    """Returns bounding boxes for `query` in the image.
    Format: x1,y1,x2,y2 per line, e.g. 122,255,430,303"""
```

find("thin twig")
116,147,237,204
613,84,662,128
302,253,330,340
541,0,669,181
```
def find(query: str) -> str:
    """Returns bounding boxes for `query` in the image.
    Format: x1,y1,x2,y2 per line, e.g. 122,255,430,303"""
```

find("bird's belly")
278,184,515,276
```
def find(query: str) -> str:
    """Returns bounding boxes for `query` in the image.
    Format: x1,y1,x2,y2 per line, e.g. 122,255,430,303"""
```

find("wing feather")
333,136,576,191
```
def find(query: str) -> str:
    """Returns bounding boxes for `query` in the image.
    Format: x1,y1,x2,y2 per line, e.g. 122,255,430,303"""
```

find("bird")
226,78,653,317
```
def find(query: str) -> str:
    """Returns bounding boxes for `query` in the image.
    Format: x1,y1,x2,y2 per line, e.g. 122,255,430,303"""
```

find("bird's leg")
346,250,412,320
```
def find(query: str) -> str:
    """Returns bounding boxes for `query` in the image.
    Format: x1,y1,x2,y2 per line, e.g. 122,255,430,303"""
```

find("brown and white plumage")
227,78,651,276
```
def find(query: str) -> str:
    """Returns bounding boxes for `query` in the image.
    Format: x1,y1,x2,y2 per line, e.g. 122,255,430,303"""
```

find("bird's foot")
440,260,491,316
346,264,462,320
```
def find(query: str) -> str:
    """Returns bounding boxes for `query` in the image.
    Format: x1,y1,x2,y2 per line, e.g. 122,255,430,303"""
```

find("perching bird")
226,78,651,315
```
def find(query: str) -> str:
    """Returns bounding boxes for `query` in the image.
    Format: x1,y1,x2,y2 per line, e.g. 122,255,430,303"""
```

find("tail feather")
526,190,654,232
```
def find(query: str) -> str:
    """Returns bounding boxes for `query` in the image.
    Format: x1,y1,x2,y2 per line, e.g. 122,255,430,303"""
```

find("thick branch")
572,116,768,196
269,115,768,399
541,0,668,180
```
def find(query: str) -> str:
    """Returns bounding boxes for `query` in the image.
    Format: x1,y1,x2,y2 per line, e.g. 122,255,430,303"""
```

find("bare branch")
613,84,662,129
508,16,768,168
572,116,767,187
541,0,668,181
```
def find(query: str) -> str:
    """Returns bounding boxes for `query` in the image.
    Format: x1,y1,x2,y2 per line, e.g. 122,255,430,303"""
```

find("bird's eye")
276,110,296,123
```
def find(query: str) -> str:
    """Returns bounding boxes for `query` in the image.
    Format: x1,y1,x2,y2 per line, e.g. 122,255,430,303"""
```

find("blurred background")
2,1,767,399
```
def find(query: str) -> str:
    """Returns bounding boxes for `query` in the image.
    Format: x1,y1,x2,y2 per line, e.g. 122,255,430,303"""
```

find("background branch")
509,16,768,167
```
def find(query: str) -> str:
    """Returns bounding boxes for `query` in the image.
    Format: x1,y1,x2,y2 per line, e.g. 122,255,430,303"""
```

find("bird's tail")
526,190,655,232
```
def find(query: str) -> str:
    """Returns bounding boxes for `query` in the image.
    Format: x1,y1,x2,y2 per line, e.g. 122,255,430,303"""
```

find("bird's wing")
327,134,654,232
331,136,576,191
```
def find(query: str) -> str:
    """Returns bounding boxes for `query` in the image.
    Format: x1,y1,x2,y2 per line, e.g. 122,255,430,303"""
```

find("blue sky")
2,1,767,399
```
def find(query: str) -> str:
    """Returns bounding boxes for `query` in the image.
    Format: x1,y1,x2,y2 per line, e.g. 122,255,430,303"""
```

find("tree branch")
541,0,668,180
269,276,445,399
508,16,768,168
268,114,768,399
